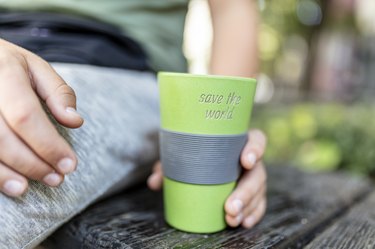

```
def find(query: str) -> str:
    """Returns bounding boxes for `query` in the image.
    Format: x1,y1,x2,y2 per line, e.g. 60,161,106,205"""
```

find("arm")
208,0,266,229
208,0,259,77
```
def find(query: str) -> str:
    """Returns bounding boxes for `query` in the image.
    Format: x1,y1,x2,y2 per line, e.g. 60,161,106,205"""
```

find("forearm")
208,0,259,77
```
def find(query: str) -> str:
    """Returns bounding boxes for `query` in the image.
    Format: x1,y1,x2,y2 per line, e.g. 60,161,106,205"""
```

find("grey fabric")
0,63,160,249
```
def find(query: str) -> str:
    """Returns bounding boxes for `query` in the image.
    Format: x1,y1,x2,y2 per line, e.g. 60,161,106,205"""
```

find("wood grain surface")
42,166,372,249
305,191,375,249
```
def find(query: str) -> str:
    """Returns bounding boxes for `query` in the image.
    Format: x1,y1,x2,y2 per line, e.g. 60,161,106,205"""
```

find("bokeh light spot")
296,0,322,26
259,24,280,60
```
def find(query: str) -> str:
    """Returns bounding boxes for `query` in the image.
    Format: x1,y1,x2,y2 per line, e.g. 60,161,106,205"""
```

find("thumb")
25,52,84,128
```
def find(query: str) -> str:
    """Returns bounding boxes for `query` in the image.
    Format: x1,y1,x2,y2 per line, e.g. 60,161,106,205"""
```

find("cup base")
163,177,236,233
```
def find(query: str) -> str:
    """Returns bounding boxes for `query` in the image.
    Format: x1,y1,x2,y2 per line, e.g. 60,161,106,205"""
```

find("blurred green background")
185,0,375,175
252,0,375,175
251,103,375,175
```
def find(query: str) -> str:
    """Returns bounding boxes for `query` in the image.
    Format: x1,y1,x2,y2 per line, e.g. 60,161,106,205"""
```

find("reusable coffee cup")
158,72,257,233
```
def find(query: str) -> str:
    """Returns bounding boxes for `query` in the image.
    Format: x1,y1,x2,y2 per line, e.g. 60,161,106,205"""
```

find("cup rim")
158,71,257,83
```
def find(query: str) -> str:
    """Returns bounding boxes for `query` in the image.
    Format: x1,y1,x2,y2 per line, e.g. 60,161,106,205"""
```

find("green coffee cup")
158,72,257,233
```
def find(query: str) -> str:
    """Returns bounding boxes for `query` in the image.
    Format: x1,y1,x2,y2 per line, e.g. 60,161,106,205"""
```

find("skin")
209,0,259,77
148,0,266,229
0,38,83,197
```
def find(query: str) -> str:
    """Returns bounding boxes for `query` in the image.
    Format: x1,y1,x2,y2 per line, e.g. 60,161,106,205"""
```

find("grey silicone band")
160,129,247,185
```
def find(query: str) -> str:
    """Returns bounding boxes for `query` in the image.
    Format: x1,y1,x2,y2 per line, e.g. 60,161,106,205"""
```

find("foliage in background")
251,103,375,176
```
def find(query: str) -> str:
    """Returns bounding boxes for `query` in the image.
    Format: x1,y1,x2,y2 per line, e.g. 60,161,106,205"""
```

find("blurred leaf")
291,105,317,139
295,139,341,172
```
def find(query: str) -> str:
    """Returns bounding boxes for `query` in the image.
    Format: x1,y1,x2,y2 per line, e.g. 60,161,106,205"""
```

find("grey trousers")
0,63,160,249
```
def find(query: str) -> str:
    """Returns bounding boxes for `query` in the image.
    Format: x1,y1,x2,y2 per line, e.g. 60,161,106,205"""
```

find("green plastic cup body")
159,72,257,233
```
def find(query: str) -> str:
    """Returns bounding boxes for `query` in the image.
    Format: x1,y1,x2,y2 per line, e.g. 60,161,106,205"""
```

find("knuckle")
240,182,256,201
0,47,27,69
250,129,267,147
0,49,13,66
10,159,48,180
0,46,14,61
8,107,36,129
47,83,77,108
38,143,65,161
56,84,76,100
22,165,46,180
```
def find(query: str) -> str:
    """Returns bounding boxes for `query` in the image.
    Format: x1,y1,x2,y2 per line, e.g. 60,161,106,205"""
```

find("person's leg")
0,63,160,249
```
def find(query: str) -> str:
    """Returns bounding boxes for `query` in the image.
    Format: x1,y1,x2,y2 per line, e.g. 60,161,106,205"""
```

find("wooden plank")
42,166,372,249
304,191,375,249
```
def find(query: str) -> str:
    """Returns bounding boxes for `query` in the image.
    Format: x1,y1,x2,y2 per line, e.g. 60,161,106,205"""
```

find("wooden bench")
41,166,375,248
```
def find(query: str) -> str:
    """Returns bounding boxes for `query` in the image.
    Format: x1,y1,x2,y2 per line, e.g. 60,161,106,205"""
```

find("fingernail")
236,213,244,224
66,107,82,118
43,173,63,187
244,215,255,228
147,174,158,186
3,180,26,196
57,158,75,174
247,152,257,166
232,199,243,214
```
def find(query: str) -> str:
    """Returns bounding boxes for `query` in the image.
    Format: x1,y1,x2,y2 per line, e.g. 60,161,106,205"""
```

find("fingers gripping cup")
159,72,257,233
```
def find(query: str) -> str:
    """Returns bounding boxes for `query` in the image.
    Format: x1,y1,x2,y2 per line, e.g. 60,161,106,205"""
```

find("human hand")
148,129,267,229
0,39,84,197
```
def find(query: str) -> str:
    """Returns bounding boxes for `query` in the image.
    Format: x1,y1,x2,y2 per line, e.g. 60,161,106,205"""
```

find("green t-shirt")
0,0,189,72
